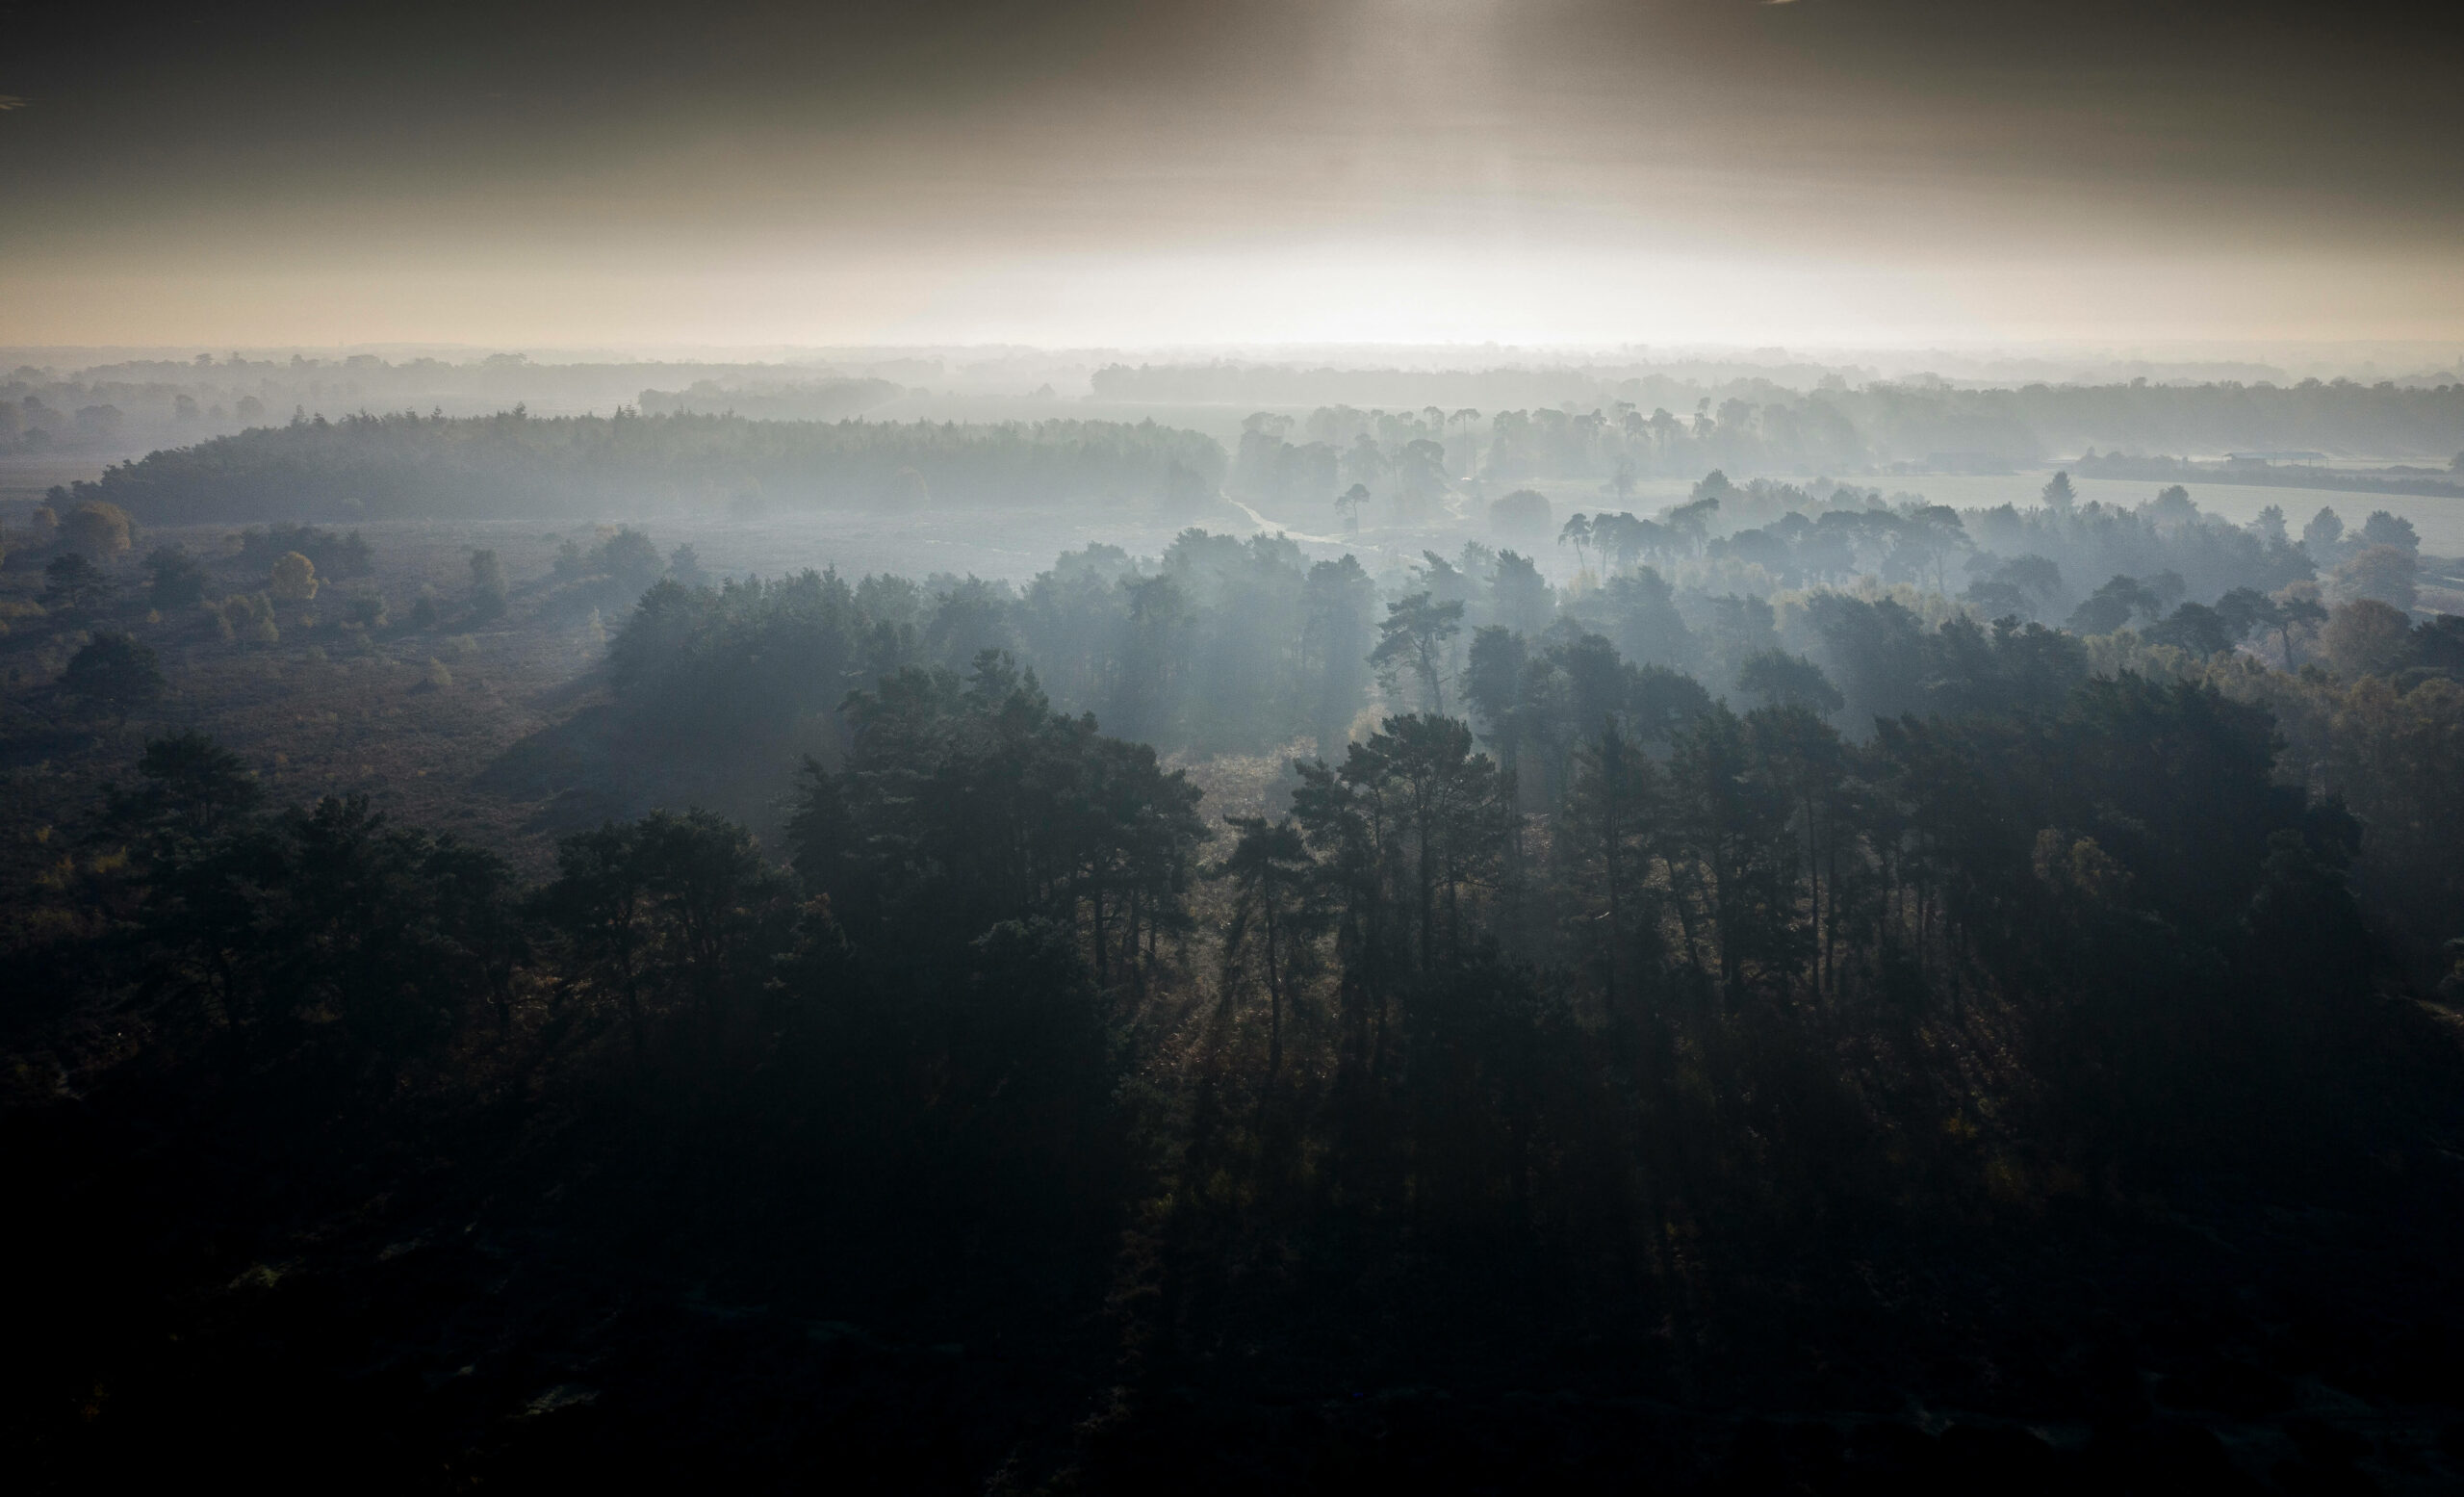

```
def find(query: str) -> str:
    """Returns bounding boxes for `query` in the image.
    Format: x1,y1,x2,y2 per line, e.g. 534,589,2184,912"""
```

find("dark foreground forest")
10,498,2464,1492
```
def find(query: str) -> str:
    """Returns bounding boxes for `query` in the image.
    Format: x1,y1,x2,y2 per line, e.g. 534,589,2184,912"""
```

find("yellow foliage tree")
61,501,133,558
2320,599,2411,679
270,551,319,603
219,593,279,645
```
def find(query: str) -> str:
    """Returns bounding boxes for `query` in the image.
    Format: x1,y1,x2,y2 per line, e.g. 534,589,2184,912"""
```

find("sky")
4,0,2460,352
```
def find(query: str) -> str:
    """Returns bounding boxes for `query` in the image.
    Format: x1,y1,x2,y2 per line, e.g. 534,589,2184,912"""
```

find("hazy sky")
6,0,2459,350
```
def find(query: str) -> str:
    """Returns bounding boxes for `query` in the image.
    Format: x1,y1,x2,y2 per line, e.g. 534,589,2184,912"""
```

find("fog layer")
6,1,2459,346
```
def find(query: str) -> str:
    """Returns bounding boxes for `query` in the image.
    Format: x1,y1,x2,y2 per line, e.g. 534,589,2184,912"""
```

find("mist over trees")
13,348,2459,464
589,466,2446,753
1217,393,2464,516
0,353,917,456
15,486,2464,1483
47,410,1228,524
1159,368,2464,471
631,375,904,422
13,0,2464,1461
10,361,2464,1490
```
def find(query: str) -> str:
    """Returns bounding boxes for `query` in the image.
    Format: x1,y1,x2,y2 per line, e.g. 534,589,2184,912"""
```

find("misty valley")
16,0,2464,1474
3,369,2463,1492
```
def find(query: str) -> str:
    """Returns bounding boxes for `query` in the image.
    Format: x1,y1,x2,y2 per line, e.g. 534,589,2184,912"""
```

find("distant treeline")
52,410,1228,523
632,376,903,422
0,352,937,456
1096,360,1863,412
1212,379,2464,494
2076,450,2464,497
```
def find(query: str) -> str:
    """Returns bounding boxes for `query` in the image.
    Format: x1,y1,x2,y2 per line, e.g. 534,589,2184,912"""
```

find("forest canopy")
51,410,1229,523
9,379,2464,1491
1116,368,2464,470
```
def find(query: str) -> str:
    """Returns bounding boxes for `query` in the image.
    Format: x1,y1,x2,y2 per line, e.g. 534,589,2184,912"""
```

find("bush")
601,529,664,594
469,550,507,620
1489,488,1552,542
552,528,667,597
220,593,279,646
270,551,319,603
60,500,135,558
145,545,208,608
237,523,372,578
61,632,164,715
41,554,113,613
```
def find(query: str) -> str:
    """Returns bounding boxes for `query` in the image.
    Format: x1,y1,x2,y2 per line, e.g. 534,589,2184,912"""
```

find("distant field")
0,522,609,884
0,456,110,511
